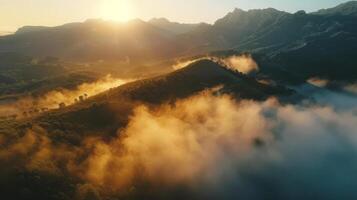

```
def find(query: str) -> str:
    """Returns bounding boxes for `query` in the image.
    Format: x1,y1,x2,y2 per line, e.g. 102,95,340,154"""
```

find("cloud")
172,57,206,70
0,89,357,199
81,93,272,189
0,75,132,118
78,90,357,199
344,82,357,95
307,77,329,87
172,54,259,74
221,54,259,74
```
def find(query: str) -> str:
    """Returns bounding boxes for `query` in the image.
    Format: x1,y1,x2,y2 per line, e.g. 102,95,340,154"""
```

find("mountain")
29,59,292,137
103,59,292,103
149,18,203,34
173,8,287,55
0,19,180,63
2,3,357,200
177,3,356,55
0,58,295,200
214,8,288,46
174,2,356,82
207,4,357,54
253,10,357,82
15,26,49,34
313,1,357,16
265,27,357,81
209,3,357,82
1,1,357,82
0,31,13,36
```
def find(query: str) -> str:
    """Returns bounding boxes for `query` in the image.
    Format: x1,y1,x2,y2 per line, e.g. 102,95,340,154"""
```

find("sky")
0,0,352,33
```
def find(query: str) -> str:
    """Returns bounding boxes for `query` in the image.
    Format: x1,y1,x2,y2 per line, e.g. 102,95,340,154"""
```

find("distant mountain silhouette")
0,30,13,36
1,1,357,81
149,18,203,34
15,26,49,34
0,19,180,63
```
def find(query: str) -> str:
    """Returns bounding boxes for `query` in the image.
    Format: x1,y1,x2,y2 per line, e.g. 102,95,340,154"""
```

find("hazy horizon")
0,0,352,33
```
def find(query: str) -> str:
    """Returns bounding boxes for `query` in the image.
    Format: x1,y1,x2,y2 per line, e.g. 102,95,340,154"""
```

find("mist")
0,75,132,118
344,82,357,95
172,54,259,74
81,90,357,199
1,87,356,199
307,77,329,87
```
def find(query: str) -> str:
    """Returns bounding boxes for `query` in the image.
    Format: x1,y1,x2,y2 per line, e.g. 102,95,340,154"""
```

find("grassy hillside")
14,59,291,140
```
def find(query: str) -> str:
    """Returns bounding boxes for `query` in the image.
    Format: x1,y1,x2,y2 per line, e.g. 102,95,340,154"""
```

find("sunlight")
100,0,133,22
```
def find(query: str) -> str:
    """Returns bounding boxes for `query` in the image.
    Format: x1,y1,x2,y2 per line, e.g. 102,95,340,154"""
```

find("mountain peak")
233,8,245,13
336,0,357,7
231,7,286,14
214,7,288,29
294,10,307,15
84,18,105,24
15,26,48,34
178,59,228,75
149,18,171,24
148,18,201,34
127,18,146,24
313,1,357,16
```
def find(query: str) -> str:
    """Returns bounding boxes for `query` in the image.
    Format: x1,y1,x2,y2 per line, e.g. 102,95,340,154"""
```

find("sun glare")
100,0,133,22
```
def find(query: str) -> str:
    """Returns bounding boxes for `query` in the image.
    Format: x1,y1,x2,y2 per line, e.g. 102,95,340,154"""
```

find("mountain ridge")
1,1,357,81
148,18,204,34
30,58,293,137
312,1,357,16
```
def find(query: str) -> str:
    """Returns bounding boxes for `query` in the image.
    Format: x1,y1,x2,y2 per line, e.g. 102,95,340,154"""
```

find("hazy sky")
0,0,351,32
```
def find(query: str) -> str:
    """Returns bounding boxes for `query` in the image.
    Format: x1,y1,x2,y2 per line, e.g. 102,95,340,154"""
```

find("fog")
81,90,357,199
344,82,357,95
0,75,132,118
172,54,259,74
1,87,356,199
307,77,329,87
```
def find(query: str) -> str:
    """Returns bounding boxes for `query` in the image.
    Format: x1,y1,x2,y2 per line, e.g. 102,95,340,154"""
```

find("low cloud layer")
172,54,259,74
344,82,357,95
1,87,356,199
220,54,259,74
307,77,329,87
0,75,132,118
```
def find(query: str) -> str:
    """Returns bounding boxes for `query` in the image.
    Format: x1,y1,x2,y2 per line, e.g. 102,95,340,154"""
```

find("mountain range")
1,1,357,81
1,2,357,200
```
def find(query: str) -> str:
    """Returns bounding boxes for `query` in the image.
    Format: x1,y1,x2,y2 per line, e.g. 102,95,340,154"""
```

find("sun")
100,0,133,22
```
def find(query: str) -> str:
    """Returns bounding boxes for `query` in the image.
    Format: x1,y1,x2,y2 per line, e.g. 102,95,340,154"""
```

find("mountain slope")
214,8,288,46
102,59,291,103
27,59,292,138
224,6,357,53
176,8,289,54
266,29,357,81
0,19,180,63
